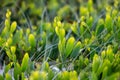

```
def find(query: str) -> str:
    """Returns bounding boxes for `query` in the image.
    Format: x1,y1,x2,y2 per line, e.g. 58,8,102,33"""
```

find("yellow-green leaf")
4,62,13,73
21,53,29,72
10,21,17,33
59,28,65,40
65,37,75,57
6,9,11,18
5,19,10,28
6,50,12,60
92,54,100,73
10,46,16,54
5,73,12,80
14,63,21,80
7,37,12,46
28,34,36,48
105,13,113,32
70,41,81,58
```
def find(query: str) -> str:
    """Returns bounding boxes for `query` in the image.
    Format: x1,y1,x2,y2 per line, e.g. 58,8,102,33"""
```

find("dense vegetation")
0,0,120,80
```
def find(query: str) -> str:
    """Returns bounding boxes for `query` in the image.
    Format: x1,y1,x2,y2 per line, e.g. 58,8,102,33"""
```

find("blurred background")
0,0,120,64
0,0,119,28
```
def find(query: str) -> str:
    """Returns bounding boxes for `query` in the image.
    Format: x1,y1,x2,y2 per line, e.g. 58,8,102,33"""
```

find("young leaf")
7,37,12,46
96,19,104,36
6,50,12,60
4,62,13,74
91,72,98,80
28,34,36,48
65,37,75,57
5,19,10,29
105,72,119,80
21,53,29,72
14,63,21,80
102,66,108,80
92,54,100,73
88,0,93,12
80,6,89,16
105,13,113,32
13,30,21,44
69,71,78,80
96,59,111,76
59,28,65,40
106,46,114,62
55,27,59,36
71,22,79,36
10,46,16,54
10,21,17,33
62,71,69,80
21,73,25,80
30,71,47,80
42,62,49,72
6,9,11,18
5,73,12,80
70,41,81,58
58,38,66,55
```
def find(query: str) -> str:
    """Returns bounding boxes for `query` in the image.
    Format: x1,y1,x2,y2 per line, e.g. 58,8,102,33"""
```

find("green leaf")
14,63,21,80
5,73,12,80
10,21,17,33
21,73,25,80
79,56,84,69
42,62,49,72
0,75,4,80
70,41,81,58
91,72,98,80
96,59,111,76
7,37,12,46
4,62,13,73
80,24,85,35
21,53,29,72
106,45,114,62
105,13,113,32
41,31,46,44
96,24,104,36
1,27,8,37
69,71,78,80
28,34,36,48
10,46,16,55
88,0,93,12
55,27,65,40
48,69,54,80
5,19,10,29
6,50,12,60
80,6,88,16
96,18,104,36
71,22,79,36
55,27,59,36
59,28,65,40
6,9,11,18
102,66,108,80
105,73,119,80
30,71,47,80
0,37,5,47
58,38,66,54
92,54,100,73
61,71,69,80
13,31,20,44
65,37,75,57
87,16,93,28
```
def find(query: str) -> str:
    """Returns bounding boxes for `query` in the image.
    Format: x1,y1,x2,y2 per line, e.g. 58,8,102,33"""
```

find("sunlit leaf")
65,37,75,57
21,53,29,72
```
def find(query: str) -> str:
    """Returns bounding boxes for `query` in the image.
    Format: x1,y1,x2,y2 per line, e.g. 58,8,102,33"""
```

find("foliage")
0,0,120,80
